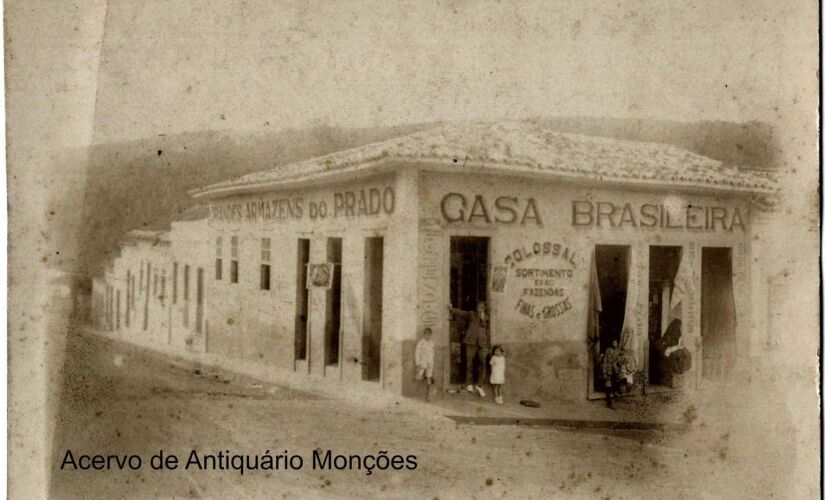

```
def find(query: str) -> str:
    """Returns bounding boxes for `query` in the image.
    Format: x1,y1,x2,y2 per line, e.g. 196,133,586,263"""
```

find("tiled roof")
191,120,777,198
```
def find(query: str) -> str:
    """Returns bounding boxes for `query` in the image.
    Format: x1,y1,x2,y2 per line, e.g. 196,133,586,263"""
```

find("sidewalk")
85,327,694,432
428,388,692,431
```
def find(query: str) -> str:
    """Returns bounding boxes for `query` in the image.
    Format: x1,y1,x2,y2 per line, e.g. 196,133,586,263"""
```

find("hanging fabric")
619,251,637,354
667,251,690,328
616,250,638,385
587,250,602,363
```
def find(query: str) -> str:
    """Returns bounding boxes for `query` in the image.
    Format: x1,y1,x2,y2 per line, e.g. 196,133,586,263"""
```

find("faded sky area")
89,0,807,144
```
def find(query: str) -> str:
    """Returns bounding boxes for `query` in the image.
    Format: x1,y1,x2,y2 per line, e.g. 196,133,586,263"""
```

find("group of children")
414,327,506,404
415,323,640,408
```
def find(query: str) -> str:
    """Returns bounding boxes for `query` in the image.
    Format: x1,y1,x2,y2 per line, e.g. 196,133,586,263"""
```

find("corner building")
96,121,778,403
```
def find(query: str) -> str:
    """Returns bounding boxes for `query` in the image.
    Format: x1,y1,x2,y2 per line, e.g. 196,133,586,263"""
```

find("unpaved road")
48,328,793,499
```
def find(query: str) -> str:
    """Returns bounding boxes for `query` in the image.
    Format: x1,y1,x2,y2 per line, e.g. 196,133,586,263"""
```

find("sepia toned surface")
5,1,820,498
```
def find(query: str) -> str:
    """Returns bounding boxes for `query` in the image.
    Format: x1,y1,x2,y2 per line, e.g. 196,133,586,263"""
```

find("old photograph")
5,1,820,498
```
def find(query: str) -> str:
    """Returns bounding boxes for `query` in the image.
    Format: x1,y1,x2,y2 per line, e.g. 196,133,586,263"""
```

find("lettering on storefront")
418,231,442,327
503,241,577,320
210,187,394,223
440,193,542,225
571,201,746,232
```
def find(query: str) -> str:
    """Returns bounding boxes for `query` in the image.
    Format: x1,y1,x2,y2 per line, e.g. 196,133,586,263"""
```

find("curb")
445,415,689,432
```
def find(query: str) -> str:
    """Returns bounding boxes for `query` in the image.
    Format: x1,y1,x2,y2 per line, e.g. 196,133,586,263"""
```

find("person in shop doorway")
414,327,435,401
448,301,490,398
602,339,621,409
602,328,637,409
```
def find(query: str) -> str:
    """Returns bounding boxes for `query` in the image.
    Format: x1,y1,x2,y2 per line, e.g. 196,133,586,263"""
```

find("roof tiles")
192,121,777,198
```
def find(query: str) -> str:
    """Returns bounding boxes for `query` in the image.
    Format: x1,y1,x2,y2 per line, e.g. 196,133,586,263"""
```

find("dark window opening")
295,239,310,361
448,236,489,385
215,258,223,280
230,260,239,283
260,238,271,291
260,264,271,290
362,237,384,381
325,238,342,366
230,236,239,284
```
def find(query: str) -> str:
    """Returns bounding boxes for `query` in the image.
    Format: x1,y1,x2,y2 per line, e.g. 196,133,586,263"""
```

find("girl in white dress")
489,345,506,404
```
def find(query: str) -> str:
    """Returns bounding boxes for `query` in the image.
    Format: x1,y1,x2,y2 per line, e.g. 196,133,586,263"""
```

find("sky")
86,0,814,144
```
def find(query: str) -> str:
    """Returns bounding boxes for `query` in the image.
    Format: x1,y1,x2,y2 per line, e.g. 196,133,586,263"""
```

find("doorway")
701,247,736,381
144,262,151,331
593,245,630,391
295,239,310,361
648,246,683,387
362,237,384,381
448,237,489,385
326,238,342,366
196,268,204,334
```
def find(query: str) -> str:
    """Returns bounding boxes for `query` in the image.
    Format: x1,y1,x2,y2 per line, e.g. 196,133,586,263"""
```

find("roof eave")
189,158,401,200
191,156,777,201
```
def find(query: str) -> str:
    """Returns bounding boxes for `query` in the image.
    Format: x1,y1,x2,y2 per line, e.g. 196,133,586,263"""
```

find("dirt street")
48,329,790,499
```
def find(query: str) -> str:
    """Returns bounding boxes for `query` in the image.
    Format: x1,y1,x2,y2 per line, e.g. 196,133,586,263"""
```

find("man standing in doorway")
449,302,490,397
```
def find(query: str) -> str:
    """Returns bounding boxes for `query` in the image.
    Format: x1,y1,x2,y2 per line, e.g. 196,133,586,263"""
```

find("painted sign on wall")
210,186,395,223
418,230,443,328
571,200,746,232
306,263,333,289
501,241,578,321
440,193,542,225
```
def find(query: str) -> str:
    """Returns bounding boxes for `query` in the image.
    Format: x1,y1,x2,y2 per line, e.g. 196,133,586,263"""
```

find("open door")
701,247,736,382
294,239,310,364
325,238,342,367
647,246,684,391
195,267,204,334
362,237,384,381
588,245,630,398
448,237,489,386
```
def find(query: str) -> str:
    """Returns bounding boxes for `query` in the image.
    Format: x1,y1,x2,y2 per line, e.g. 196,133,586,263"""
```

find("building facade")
92,122,777,403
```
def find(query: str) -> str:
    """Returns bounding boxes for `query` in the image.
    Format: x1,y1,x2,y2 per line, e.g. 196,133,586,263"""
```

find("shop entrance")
196,268,204,334
448,237,489,385
294,239,310,362
116,290,121,329
325,238,342,366
701,247,736,381
648,246,683,388
362,237,384,381
593,245,630,392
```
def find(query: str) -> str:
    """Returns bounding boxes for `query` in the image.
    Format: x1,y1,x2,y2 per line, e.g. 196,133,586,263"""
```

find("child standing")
415,328,435,401
489,345,506,404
